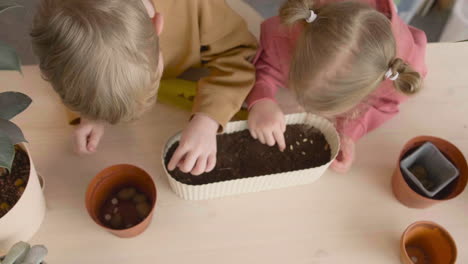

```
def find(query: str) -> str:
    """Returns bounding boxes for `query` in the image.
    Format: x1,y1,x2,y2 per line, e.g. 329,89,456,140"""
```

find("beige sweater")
154,0,258,127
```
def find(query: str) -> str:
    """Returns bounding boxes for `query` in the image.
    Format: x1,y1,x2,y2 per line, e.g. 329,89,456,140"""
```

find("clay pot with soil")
163,113,340,200
85,164,157,238
0,92,46,253
392,136,468,209
400,221,457,264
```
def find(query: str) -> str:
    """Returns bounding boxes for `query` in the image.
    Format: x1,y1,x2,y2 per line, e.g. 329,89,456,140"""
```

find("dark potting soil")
165,124,331,185
409,164,435,191
100,187,152,230
0,147,30,218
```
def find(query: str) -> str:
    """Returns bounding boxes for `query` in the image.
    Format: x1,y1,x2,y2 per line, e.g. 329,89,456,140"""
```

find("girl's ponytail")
387,58,423,95
279,0,315,25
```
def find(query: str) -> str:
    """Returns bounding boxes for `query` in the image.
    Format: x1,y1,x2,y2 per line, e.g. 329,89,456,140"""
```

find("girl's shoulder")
260,16,302,40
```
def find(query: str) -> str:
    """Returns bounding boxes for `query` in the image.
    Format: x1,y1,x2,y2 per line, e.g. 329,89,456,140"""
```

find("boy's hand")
167,114,218,175
73,117,105,155
248,99,286,151
330,136,355,173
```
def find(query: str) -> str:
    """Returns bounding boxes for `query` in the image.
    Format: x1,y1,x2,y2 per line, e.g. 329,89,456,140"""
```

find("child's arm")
247,20,288,150
338,96,403,142
193,0,258,128
330,96,402,173
245,22,286,108
167,0,257,175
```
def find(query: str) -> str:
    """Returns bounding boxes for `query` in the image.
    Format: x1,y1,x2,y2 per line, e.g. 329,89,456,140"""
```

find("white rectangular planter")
162,113,340,200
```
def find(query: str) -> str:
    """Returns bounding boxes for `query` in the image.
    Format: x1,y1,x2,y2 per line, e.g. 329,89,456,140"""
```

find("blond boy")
31,0,257,175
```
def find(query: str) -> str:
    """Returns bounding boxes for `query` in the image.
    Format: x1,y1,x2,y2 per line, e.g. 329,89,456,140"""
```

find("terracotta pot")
392,136,468,208
0,143,46,254
85,164,157,238
400,221,457,264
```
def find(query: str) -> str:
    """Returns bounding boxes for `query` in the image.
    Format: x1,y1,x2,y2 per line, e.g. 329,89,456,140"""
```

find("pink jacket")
246,0,427,141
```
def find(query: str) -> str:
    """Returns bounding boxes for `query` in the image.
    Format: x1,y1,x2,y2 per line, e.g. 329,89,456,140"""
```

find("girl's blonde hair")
31,0,160,124
280,0,422,116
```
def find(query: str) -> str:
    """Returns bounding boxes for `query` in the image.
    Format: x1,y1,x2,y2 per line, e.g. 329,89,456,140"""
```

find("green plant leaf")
0,40,21,73
0,118,26,144
0,130,14,171
0,92,32,120
0,3,21,14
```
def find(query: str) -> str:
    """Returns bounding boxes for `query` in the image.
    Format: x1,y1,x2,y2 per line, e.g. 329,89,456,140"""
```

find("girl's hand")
248,99,286,151
167,114,218,176
330,136,355,173
73,117,106,154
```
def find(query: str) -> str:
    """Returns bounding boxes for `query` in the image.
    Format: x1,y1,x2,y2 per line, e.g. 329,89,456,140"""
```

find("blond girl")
247,0,427,172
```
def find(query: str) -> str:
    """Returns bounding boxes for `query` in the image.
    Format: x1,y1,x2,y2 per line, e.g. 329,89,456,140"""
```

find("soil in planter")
99,187,152,230
165,124,332,185
409,164,436,191
0,147,30,218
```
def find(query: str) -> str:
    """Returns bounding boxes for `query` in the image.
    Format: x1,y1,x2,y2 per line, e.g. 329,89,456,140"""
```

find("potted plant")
0,1,46,253
392,136,468,209
163,113,340,200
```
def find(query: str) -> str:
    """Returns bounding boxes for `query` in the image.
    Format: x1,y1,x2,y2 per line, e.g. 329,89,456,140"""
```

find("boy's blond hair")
31,0,160,124
280,0,422,117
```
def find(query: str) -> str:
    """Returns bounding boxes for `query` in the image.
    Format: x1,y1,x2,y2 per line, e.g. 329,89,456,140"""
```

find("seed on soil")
110,213,123,229
296,141,300,145
136,202,151,219
18,186,25,194
290,145,294,151
133,194,147,204
310,140,313,144
117,188,136,200
113,207,119,214
302,138,307,142
111,198,118,205
14,178,24,187
324,144,329,151
301,152,306,155
104,214,111,221
0,202,10,211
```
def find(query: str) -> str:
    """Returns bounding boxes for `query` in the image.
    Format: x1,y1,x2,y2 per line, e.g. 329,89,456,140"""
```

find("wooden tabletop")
1,42,467,263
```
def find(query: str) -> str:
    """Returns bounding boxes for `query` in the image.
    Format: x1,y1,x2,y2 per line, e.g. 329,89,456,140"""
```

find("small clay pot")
400,221,457,264
392,136,468,208
85,164,157,238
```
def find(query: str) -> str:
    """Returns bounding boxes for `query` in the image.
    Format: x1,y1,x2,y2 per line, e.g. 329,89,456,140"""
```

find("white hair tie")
305,10,318,23
385,69,399,81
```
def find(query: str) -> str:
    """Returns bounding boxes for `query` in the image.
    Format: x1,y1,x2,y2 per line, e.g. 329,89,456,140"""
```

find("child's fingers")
273,128,286,151
191,155,207,176
73,129,90,155
249,129,258,139
206,154,216,172
167,146,187,171
87,128,104,152
257,131,266,144
178,151,198,173
330,159,349,173
264,131,276,146
280,118,286,133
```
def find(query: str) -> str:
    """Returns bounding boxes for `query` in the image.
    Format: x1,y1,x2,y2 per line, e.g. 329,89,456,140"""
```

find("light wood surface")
1,42,467,263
